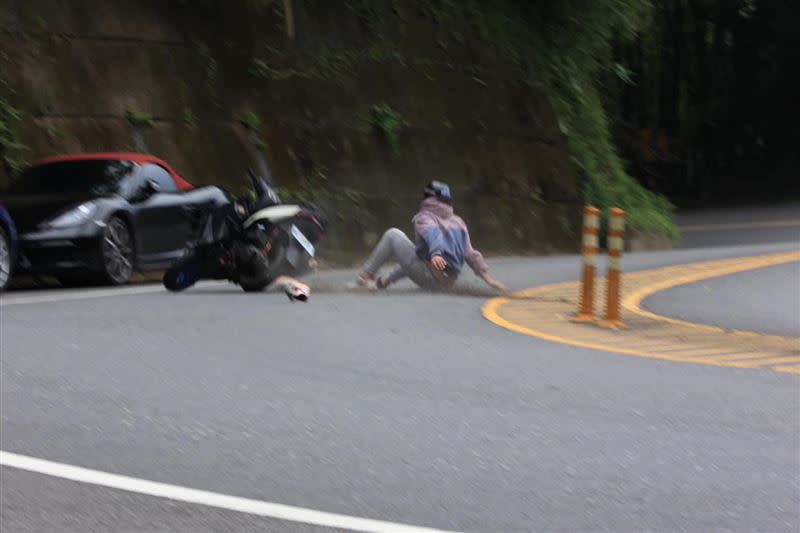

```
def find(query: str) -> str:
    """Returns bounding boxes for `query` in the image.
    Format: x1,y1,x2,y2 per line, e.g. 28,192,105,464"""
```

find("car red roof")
33,152,194,191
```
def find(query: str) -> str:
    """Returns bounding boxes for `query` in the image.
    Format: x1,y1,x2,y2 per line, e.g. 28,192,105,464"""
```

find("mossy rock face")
0,0,585,263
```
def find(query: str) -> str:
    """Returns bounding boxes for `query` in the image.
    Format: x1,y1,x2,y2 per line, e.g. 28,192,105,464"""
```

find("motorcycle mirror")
248,170,270,200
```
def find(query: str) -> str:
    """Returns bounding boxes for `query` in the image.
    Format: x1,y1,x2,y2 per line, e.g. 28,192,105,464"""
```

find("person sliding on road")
355,181,509,293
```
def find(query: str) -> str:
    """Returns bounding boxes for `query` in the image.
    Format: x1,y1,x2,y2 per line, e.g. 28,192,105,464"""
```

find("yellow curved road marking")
483,251,800,374
622,251,800,336
483,296,764,370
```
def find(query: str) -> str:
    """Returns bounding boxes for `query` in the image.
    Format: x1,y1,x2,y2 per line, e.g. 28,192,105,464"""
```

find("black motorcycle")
163,171,325,292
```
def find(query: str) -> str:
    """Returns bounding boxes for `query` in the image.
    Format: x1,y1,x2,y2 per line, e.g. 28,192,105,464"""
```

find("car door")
130,164,191,265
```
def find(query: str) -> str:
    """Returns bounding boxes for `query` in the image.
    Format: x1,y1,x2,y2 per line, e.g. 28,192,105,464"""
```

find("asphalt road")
645,261,800,337
648,203,800,337
1,207,799,532
675,202,800,249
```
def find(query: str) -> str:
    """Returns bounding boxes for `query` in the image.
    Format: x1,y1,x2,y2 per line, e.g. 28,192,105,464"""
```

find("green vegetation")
368,103,405,157
195,41,220,107
0,51,29,177
0,96,28,177
239,110,268,151
241,0,676,237
550,72,676,238
125,108,152,152
0,112,27,177
22,0,788,240
239,110,261,132
417,0,674,237
125,108,154,129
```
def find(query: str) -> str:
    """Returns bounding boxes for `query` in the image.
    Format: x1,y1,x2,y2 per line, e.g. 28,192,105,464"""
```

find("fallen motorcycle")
163,171,325,293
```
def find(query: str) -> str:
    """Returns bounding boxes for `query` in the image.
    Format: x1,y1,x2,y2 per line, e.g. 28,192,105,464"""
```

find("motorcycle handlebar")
245,168,281,208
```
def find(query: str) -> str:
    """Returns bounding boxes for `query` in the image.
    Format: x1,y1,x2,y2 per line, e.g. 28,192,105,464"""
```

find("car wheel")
0,226,11,291
100,216,135,285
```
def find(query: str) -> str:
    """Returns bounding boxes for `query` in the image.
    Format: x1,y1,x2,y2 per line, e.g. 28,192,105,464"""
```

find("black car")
1,153,228,285
0,203,18,291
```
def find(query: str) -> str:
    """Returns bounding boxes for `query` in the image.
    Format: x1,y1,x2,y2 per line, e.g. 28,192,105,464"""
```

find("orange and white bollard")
571,206,600,323
598,208,626,329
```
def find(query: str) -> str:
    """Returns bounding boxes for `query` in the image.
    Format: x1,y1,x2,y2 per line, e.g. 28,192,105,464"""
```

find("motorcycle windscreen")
286,224,316,271
292,216,324,243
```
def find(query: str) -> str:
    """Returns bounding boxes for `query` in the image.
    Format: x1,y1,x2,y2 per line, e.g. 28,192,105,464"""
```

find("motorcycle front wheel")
163,253,201,292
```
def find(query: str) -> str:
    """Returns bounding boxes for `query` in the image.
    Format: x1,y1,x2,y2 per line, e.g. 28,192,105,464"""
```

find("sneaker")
349,273,377,290
285,284,310,302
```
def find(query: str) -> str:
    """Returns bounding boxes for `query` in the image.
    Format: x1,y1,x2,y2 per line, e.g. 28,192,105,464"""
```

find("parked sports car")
0,203,18,291
0,152,228,286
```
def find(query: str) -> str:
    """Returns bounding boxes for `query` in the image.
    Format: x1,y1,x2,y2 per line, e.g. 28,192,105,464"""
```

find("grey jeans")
362,228,436,288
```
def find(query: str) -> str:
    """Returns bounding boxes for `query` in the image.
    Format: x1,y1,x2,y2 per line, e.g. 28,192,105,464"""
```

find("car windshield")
5,160,137,196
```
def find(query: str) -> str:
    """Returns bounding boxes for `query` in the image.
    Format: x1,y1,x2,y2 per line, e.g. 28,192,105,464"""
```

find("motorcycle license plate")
291,225,315,257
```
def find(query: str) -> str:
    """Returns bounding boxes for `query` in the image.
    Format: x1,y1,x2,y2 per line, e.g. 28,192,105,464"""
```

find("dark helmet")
423,180,452,203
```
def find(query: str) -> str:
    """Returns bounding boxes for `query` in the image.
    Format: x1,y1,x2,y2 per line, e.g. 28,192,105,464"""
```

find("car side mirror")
131,179,160,203
145,179,161,195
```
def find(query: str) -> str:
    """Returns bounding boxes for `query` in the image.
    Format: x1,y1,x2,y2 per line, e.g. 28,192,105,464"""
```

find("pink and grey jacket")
412,197,488,276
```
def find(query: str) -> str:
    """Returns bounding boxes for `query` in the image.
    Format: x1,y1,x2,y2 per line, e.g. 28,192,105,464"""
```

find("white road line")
0,282,227,306
0,285,166,306
679,219,800,232
0,451,458,533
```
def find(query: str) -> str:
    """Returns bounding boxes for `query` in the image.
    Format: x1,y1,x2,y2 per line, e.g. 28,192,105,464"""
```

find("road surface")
676,202,800,249
644,261,800,337
1,206,798,532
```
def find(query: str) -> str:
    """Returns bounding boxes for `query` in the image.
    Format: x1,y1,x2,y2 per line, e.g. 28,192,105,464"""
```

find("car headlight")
48,202,98,228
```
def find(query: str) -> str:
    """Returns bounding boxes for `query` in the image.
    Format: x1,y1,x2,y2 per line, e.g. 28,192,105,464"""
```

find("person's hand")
431,256,447,271
479,271,510,294
487,279,510,294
